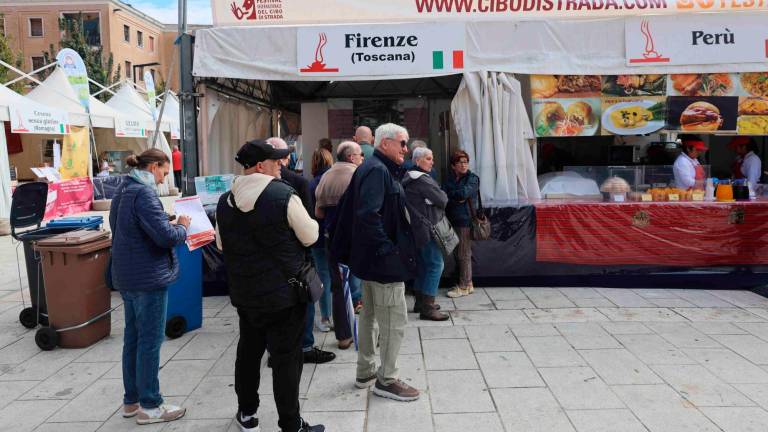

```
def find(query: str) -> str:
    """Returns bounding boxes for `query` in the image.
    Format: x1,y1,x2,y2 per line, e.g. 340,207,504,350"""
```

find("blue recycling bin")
165,244,203,339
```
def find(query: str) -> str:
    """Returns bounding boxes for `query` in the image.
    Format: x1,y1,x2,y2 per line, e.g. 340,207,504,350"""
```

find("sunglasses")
387,138,408,148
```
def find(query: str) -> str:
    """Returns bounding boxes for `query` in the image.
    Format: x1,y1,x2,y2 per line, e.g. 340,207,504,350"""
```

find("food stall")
191,4,768,287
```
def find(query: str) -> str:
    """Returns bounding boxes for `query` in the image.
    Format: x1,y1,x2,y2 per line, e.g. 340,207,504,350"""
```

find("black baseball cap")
235,139,291,169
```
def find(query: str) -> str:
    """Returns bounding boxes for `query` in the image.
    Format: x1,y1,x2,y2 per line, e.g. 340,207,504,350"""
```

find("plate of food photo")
534,99,599,137
739,73,768,97
602,100,666,135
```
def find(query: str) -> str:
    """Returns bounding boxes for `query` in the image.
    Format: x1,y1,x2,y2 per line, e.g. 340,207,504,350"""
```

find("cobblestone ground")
3,229,768,431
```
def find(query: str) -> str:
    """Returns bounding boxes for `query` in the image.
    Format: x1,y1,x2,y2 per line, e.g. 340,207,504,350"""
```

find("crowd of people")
109,123,484,431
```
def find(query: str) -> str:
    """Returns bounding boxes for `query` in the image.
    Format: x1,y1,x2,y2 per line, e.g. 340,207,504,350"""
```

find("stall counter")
535,199,768,267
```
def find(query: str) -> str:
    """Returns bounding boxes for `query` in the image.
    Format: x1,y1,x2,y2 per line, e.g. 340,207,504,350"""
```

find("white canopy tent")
106,82,176,193
193,14,768,81
26,67,90,126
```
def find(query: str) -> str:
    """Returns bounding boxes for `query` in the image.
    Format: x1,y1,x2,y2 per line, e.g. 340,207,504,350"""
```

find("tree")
42,13,120,101
0,14,24,92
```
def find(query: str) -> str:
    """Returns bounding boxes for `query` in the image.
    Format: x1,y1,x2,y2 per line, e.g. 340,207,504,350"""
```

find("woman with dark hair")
309,148,334,332
442,150,480,298
110,148,191,425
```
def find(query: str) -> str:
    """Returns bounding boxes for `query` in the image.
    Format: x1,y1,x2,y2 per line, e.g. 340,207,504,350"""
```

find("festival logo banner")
56,48,90,111
297,23,465,77
213,0,768,26
60,126,91,180
144,70,157,120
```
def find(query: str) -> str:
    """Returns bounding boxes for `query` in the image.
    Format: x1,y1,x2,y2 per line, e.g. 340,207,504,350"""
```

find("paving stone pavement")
4,236,768,431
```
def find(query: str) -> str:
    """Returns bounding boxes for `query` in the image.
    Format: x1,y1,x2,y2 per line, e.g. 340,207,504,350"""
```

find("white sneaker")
136,404,186,424
316,318,331,333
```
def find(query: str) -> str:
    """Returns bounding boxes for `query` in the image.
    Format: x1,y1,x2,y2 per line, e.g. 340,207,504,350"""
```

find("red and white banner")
213,0,768,26
626,14,768,67
297,23,465,77
43,177,94,220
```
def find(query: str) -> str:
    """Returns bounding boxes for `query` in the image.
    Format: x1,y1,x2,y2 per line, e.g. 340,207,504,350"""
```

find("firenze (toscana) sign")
213,0,768,26
297,23,466,76
626,14,768,66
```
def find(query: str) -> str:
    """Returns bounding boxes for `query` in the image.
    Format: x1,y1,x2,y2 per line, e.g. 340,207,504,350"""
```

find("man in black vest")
267,136,336,365
216,139,324,432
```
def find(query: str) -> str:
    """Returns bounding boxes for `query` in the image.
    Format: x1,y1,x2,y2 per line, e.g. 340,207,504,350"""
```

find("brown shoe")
338,338,353,350
355,375,377,389
123,403,140,418
420,296,449,321
373,379,419,402
136,404,186,425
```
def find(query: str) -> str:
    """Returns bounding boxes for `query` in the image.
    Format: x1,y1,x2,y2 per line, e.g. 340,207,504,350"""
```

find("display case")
540,165,712,202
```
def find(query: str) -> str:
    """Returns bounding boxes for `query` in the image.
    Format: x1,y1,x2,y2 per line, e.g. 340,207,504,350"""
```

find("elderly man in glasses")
332,123,420,402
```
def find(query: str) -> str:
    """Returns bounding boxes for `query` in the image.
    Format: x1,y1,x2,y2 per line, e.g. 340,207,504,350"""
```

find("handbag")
288,262,324,303
468,191,491,241
430,215,459,256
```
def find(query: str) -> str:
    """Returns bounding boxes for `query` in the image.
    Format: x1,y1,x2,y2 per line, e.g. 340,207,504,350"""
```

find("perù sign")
626,15,768,66
9,104,70,134
115,117,146,138
297,23,465,77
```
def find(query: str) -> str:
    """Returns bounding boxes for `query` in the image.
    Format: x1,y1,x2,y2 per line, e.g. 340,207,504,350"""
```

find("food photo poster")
530,72,768,136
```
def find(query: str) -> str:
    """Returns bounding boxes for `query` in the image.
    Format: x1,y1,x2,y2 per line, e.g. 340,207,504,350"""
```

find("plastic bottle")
705,178,715,201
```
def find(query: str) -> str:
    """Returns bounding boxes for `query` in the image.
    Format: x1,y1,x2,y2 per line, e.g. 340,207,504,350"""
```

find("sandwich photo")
680,101,723,131
534,101,566,136
565,101,593,126
670,74,734,96
531,75,559,98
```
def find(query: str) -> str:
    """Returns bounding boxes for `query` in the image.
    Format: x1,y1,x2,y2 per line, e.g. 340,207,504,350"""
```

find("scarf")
129,168,158,195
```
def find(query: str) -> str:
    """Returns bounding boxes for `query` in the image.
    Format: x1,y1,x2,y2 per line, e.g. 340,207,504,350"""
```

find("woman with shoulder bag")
442,150,481,298
402,147,451,321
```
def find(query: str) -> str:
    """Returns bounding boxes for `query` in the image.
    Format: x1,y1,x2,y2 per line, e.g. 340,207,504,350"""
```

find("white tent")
26,67,90,126
193,14,768,81
106,83,176,193
159,92,181,140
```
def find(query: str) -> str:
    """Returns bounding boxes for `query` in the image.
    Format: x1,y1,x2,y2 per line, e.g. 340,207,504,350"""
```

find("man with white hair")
314,141,364,349
353,126,375,160
333,123,419,401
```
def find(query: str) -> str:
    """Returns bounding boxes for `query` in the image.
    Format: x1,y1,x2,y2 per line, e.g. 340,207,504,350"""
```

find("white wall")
300,102,329,179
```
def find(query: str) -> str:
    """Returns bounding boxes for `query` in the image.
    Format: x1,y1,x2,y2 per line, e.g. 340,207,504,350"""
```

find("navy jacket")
109,176,187,291
442,171,480,228
343,150,417,283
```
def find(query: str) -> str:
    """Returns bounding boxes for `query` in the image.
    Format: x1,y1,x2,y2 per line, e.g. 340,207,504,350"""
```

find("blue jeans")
349,273,362,303
303,301,315,352
311,248,332,319
414,239,444,297
120,290,168,409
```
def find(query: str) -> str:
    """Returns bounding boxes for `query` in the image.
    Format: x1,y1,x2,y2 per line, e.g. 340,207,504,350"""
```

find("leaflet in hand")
173,195,215,251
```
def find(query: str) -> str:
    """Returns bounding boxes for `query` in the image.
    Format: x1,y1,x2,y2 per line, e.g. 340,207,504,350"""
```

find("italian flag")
432,50,464,70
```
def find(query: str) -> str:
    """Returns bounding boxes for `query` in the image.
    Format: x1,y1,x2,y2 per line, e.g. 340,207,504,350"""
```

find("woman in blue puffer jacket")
109,149,190,425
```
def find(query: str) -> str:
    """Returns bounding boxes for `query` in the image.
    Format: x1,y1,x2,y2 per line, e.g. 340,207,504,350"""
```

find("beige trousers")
356,280,408,385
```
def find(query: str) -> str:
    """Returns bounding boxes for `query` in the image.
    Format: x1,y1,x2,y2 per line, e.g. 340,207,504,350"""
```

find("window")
148,36,155,52
138,66,144,80
29,18,43,37
123,24,130,42
137,30,143,48
62,12,100,46
31,56,45,71
125,61,132,79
